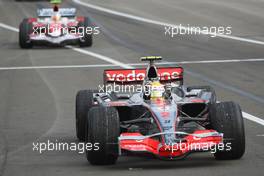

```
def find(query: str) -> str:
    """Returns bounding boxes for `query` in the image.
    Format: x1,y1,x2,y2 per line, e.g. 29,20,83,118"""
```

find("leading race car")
19,0,94,48
75,56,245,165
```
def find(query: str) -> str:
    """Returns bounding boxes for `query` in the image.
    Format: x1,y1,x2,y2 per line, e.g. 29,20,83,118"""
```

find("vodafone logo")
106,70,145,82
105,68,183,82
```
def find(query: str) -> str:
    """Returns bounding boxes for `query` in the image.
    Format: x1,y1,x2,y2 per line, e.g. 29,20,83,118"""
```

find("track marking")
0,23,263,127
0,23,18,32
73,0,264,46
0,58,264,70
256,134,264,137
66,46,132,69
243,112,264,126
131,58,264,65
0,64,114,70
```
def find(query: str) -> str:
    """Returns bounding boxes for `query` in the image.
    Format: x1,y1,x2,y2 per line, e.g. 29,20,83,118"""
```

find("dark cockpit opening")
147,66,158,79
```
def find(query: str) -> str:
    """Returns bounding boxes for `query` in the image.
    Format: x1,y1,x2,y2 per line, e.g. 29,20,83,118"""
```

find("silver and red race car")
75,56,245,165
19,5,95,48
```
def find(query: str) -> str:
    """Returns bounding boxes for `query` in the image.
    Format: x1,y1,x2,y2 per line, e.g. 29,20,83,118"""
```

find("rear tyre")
210,101,245,160
79,17,93,47
19,18,33,49
75,90,97,141
86,106,120,165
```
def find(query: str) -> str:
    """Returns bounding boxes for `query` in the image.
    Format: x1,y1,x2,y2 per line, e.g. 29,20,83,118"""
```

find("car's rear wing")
37,8,76,17
104,67,184,89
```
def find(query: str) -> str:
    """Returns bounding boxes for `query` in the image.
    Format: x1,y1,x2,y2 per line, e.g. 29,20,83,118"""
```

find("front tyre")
79,17,93,47
86,106,120,165
75,90,97,141
19,19,33,49
210,101,245,160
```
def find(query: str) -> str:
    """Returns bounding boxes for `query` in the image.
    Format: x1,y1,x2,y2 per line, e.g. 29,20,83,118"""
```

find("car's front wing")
119,130,223,160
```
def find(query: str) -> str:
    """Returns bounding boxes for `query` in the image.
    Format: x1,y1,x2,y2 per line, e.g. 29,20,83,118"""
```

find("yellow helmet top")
50,0,62,4
150,81,164,99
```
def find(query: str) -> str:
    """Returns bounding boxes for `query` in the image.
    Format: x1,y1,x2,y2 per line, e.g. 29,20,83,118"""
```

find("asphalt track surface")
0,0,263,175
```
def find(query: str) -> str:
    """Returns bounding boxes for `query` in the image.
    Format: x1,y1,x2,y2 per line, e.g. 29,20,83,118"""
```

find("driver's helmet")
150,81,165,99
52,12,61,22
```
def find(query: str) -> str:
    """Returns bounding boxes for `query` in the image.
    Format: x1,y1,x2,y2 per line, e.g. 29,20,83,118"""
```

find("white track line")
73,0,264,46
66,46,132,69
0,23,18,32
0,64,114,70
256,134,264,137
243,112,264,126
0,23,263,127
131,58,264,65
0,58,264,70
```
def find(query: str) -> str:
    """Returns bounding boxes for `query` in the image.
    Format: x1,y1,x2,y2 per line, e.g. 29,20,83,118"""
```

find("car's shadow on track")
42,137,244,171
61,137,222,170
90,154,232,170
7,43,71,50
8,42,83,50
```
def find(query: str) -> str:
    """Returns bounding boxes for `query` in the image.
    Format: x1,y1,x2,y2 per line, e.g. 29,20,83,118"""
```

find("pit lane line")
73,0,264,46
0,22,263,127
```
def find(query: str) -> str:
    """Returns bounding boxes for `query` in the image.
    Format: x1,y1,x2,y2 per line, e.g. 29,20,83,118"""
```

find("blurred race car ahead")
76,56,245,165
19,0,94,48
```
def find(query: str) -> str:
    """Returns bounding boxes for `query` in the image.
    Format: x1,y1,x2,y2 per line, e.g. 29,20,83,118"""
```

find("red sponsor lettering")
105,67,183,82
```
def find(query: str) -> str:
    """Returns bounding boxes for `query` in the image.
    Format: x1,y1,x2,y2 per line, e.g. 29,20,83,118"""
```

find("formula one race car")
75,56,245,165
19,0,94,48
